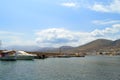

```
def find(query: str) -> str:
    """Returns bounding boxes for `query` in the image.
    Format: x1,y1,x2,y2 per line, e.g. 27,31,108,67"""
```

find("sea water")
0,56,120,80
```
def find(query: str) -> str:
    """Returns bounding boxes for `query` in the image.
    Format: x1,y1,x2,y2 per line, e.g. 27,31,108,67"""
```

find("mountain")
77,39,113,52
40,39,120,55
111,39,120,47
60,46,74,51
2,45,74,53
2,38,120,55
2,45,41,51
66,38,120,55
3,45,60,52
37,46,75,53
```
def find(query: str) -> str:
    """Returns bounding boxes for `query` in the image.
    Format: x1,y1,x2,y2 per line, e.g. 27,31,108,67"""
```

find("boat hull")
16,56,34,60
0,56,16,61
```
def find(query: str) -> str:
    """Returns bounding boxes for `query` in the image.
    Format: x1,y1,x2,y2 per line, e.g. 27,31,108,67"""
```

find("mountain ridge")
2,38,120,55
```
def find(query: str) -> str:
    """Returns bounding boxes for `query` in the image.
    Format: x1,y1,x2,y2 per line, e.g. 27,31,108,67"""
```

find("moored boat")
0,50,16,61
15,51,35,60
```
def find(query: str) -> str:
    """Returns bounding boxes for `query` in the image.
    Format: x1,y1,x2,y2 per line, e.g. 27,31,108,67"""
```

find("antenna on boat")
0,40,2,50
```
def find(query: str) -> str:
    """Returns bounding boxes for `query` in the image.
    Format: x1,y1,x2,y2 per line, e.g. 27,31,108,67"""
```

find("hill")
66,39,120,55
111,39,120,47
77,39,113,52
3,38,120,55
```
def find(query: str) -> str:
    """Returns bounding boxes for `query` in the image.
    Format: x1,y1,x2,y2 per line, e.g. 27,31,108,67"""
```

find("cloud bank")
36,24,120,47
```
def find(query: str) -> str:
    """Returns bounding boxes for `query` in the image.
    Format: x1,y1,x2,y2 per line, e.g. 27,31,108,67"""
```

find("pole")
59,47,62,54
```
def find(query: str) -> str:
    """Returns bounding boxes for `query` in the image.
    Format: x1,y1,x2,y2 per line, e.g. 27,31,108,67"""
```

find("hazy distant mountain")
3,45,40,51
37,46,74,53
37,47,58,52
3,45,59,52
60,46,74,50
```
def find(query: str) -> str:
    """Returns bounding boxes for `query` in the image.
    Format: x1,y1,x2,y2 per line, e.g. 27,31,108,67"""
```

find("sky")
0,0,120,47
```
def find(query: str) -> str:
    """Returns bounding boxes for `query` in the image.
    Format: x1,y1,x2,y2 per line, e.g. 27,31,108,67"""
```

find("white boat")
0,50,16,61
15,51,34,60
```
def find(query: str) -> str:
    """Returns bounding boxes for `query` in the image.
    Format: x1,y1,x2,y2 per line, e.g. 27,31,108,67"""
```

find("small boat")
15,51,35,60
75,53,85,57
56,55,71,58
0,50,16,61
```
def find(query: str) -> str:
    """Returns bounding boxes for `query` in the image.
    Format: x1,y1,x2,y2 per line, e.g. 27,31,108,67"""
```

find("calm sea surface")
0,56,120,80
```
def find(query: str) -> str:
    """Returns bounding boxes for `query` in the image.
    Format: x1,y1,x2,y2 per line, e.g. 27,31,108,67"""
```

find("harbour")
0,0,120,80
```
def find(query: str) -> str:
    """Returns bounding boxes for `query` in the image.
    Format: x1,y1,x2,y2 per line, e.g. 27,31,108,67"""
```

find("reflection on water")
0,56,120,80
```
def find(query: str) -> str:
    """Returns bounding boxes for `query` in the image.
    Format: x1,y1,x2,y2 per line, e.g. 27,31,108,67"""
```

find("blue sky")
0,0,120,47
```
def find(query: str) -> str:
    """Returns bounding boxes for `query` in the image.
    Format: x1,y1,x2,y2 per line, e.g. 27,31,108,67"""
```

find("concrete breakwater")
0,50,85,61
28,52,85,59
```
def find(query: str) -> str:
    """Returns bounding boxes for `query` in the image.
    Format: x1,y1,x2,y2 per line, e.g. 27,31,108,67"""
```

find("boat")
0,50,16,61
56,55,71,58
15,51,35,60
75,53,85,57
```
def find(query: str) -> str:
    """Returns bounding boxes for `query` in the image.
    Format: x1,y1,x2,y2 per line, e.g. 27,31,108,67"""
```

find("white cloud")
61,2,79,8
92,20,120,25
90,0,120,13
90,3,109,12
35,28,92,47
91,24,120,38
35,24,120,47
